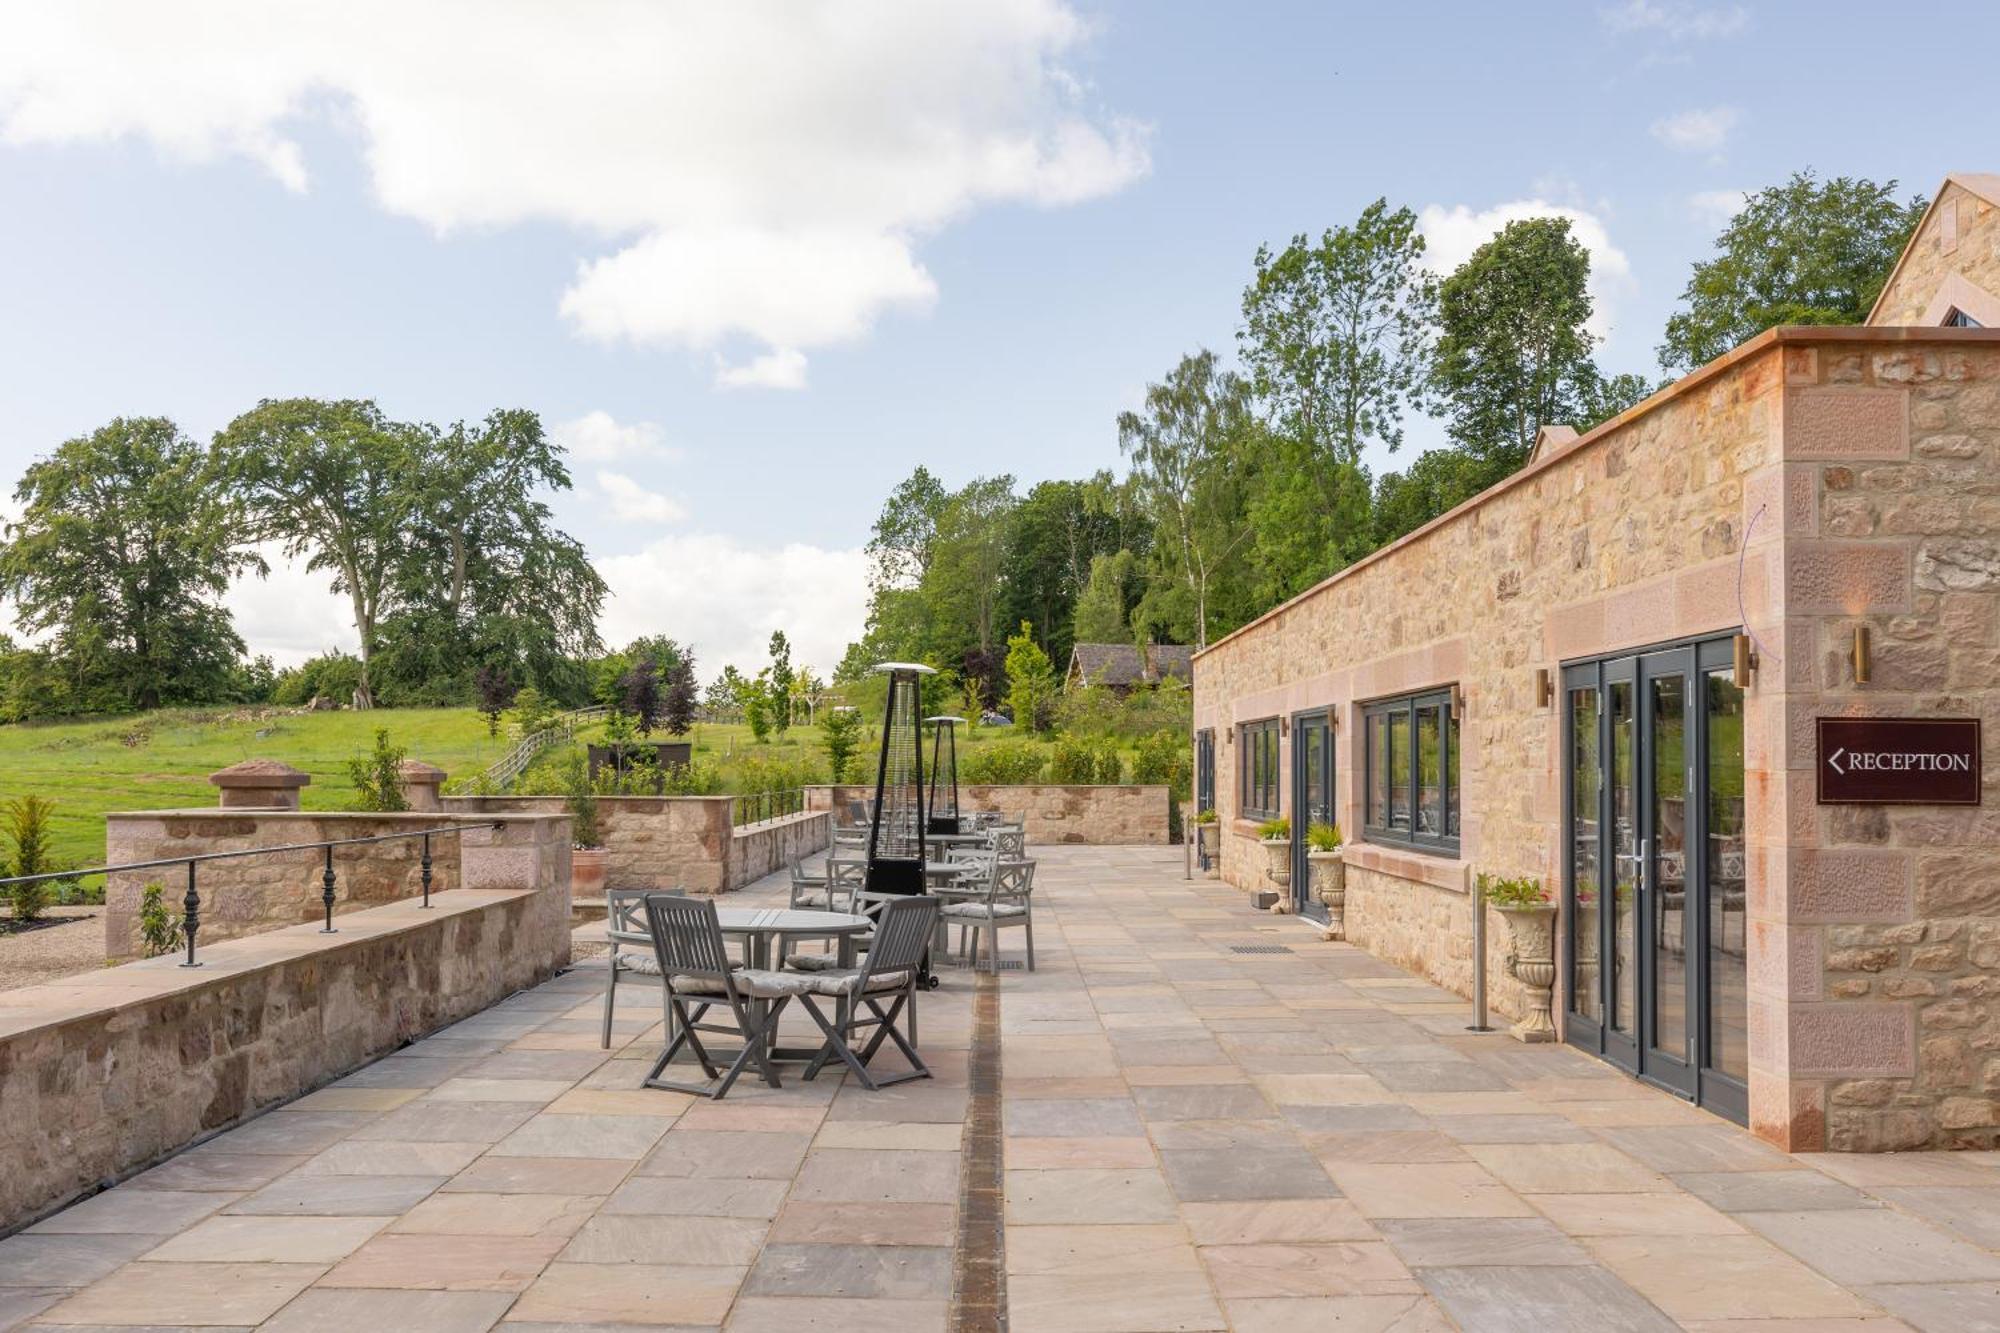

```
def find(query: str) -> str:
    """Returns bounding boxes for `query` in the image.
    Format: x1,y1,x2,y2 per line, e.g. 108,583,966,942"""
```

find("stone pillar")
208,759,310,810
398,760,447,812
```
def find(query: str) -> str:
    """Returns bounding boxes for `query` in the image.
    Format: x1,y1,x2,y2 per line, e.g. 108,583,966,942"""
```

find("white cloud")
550,411,680,465
1651,106,1740,155
1688,188,1748,227
596,471,687,525
223,546,358,667
1417,199,1634,338
1601,0,1748,39
716,348,811,392
597,534,870,677
0,1,1149,388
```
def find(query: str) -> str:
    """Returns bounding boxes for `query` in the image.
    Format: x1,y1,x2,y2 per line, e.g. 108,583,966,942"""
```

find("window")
1364,689,1459,854
1239,718,1279,819
1945,307,1983,328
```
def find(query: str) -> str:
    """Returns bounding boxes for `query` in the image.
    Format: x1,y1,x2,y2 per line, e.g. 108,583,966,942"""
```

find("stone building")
1191,173,2000,1153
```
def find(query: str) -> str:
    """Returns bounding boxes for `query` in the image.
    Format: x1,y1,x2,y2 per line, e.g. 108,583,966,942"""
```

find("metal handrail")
728,788,810,829
0,821,504,970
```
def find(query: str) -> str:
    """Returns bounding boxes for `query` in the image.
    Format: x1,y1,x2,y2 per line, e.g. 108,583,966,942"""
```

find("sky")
0,0,1993,679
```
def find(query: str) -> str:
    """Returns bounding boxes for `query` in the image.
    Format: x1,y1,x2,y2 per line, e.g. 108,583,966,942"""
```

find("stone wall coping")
0,888,533,1042
1195,325,2000,666
207,759,309,788
106,809,561,826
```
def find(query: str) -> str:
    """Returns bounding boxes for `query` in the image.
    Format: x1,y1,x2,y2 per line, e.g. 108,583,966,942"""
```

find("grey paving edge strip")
951,969,1006,1331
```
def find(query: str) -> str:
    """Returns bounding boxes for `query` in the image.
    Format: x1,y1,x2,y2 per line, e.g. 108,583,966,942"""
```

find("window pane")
1368,714,1389,827
1415,703,1442,835
1387,709,1410,831
1445,706,1461,837
1706,668,1748,1083
1570,686,1603,1024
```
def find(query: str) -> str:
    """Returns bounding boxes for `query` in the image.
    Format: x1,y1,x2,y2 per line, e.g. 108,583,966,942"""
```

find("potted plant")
1306,822,1346,936
1257,816,1291,888
564,751,608,900
1480,871,1556,1043
1194,807,1220,874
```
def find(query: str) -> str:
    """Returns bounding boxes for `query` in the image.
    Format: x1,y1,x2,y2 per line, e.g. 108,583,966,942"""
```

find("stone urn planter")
1307,850,1346,937
1196,821,1220,876
1495,901,1558,1044
572,846,608,900
1260,836,1291,889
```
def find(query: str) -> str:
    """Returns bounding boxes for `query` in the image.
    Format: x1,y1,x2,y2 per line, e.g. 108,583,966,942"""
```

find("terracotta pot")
572,846,608,900
1307,851,1346,937
1496,902,1558,1044
1261,837,1291,888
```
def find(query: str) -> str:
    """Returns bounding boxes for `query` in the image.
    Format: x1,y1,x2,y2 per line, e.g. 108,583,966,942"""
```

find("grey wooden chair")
942,858,1036,972
798,895,940,1089
988,826,1027,859
602,887,675,1048
789,858,833,909
641,893,815,1099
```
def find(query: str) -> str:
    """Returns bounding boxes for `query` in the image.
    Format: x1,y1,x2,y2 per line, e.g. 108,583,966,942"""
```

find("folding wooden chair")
602,887,674,1048
798,895,939,1090
641,893,814,1099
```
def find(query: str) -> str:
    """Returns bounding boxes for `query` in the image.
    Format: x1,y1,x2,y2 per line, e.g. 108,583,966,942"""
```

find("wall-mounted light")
1534,668,1553,709
1280,716,1290,737
1450,683,1465,717
1733,633,1758,688
1852,625,1872,685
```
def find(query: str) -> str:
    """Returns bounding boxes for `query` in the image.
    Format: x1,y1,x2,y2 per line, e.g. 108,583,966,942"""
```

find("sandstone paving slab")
1374,1217,1594,1268
441,1156,636,1196
1427,1113,1595,1144
507,1260,743,1326
334,1056,481,1090
1178,1200,1378,1246
1006,1269,1224,1333
1001,1096,1144,1138
764,1201,955,1247
349,1101,544,1145
257,1287,516,1333
1417,1263,1678,1332
490,1114,672,1160
1003,1136,1155,1169
1734,1206,2000,1285
318,1232,569,1292
788,1149,957,1205
811,1120,960,1152
1580,1232,1879,1321
0,1234,162,1288
185,1111,376,1157
1220,1293,1453,1333
541,1088,692,1118
27,1192,238,1236
635,1131,811,1181
1593,1123,1803,1174
725,1294,947,1332
1003,1223,1201,1276
389,1192,602,1238
1158,1146,1338,1202
1872,1185,2000,1248
1671,1168,1877,1214
1321,1163,1534,1219
560,1214,768,1267
1003,1168,1177,1225
743,1242,952,1301
36,1261,327,1326
1302,1129,1469,1164
1858,1281,2000,1332
1526,1191,1746,1237
1799,1151,2000,1190
1463,1142,1672,1195
141,1214,390,1264
1198,1241,1418,1299
291,1140,486,1177
425,1079,575,1105
601,1177,789,1219
0,1288,66,1330
123,1153,306,1193
225,1172,447,1217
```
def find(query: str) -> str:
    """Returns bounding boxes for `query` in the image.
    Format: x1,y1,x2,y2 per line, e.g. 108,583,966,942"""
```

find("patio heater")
925,715,964,835
864,663,935,897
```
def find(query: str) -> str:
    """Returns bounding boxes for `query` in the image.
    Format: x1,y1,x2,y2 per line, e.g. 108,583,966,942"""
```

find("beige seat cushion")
670,968,815,999
941,901,1029,921
616,951,664,976
807,968,914,998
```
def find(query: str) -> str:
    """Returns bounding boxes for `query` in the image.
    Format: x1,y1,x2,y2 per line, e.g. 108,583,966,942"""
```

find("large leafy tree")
1118,351,1258,648
1660,172,1927,372
1071,549,1138,644
0,417,259,711
924,475,1017,669
996,473,1142,672
767,631,794,734
217,398,409,708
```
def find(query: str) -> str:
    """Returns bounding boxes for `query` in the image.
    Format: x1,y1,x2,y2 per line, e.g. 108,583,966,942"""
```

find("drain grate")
1231,944,1294,955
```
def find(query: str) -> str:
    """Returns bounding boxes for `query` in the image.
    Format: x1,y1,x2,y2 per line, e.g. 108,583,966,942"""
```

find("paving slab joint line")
951,968,1006,1332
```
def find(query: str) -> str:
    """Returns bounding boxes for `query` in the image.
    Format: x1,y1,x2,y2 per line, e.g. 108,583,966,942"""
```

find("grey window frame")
1239,718,1280,820
1362,689,1460,856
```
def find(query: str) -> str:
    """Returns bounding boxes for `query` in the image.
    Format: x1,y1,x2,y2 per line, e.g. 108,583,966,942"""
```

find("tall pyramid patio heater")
864,663,935,900
926,715,964,835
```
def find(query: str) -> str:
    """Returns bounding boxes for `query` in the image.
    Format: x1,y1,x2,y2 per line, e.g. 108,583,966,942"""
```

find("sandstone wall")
103,811,471,962
1872,180,2000,327
806,783,1170,844
0,815,570,1231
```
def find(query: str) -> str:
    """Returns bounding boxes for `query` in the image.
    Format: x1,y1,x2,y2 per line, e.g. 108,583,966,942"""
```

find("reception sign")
1817,717,1982,805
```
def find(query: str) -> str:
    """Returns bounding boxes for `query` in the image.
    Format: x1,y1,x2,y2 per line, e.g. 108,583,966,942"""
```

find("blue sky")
0,1,1990,674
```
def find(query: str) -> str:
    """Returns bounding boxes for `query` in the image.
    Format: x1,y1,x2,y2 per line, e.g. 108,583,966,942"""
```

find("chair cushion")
783,952,849,973
941,902,1029,921
791,890,835,909
671,969,815,999
616,951,664,976
808,968,914,998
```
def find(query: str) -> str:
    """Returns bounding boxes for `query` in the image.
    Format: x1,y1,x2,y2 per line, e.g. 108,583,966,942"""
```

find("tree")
1431,215,1599,467
662,655,698,737
866,466,949,593
621,658,662,736
707,666,747,720
743,670,772,743
474,664,515,737
216,399,408,708
1118,351,1258,648
1660,172,1927,372
1004,620,1058,736
1072,550,1137,643
767,631,794,734
998,474,1144,673
0,417,259,712
925,476,1018,667
821,705,862,783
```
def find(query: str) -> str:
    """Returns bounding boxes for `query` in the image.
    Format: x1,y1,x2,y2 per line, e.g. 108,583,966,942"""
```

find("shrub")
1194,807,1218,824
1256,816,1290,840
1131,729,1191,800
961,739,1047,785
1050,734,1122,785
3,794,57,922
1004,621,1057,736
1478,872,1550,909
346,728,409,811
820,705,862,783
509,685,555,737
561,750,601,848
1306,821,1343,852
138,881,184,958
271,651,364,707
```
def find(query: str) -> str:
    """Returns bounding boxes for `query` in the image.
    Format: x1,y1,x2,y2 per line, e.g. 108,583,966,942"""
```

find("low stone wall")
442,796,830,894
806,783,1170,844
103,811,483,962
0,815,570,1232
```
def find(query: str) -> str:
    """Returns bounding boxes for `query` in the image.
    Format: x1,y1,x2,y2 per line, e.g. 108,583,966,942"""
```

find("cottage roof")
1066,642,1193,687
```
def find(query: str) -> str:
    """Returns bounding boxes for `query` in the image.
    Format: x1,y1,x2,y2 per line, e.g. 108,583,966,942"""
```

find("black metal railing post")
321,846,337,933
420,833,433,909
181,860,201,968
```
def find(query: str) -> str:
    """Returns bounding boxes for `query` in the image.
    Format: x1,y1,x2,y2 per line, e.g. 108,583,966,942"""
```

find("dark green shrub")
346,728,409,811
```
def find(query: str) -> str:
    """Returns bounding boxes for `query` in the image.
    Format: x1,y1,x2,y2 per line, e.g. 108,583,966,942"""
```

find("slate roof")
1065,642,1193,688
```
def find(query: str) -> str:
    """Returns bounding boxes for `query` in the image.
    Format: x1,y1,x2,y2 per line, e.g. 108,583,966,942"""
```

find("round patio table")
714,907,871,1062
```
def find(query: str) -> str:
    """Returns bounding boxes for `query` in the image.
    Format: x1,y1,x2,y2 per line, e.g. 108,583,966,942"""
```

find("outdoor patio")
4,845,1998,1332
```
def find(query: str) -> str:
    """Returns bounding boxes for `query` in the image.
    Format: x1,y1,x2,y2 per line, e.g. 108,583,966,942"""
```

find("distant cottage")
1064,642,1193,694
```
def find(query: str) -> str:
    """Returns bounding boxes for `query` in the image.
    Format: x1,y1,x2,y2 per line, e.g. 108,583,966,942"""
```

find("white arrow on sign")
1828,747,1847,774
